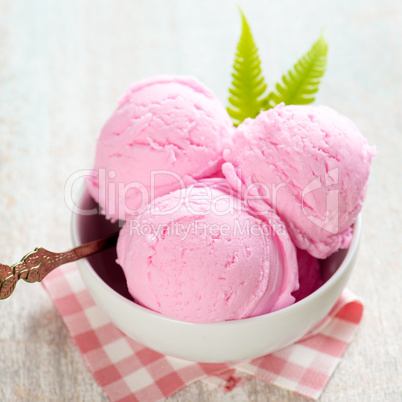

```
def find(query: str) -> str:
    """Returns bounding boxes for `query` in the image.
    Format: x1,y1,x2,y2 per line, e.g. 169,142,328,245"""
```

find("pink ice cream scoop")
87,75,233,222
223,104,375,259
292,249,323,302
116,184,299,323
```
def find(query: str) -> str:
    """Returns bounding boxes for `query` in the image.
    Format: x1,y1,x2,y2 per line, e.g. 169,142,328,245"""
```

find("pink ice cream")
223,104,375,259
87,75,233,222
292,249,323,302
116,184,299,323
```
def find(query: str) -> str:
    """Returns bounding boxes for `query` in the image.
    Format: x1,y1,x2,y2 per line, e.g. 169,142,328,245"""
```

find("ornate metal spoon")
0,233,119,299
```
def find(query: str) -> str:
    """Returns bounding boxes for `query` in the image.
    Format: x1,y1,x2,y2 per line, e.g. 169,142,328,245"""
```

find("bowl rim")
71,191,362,328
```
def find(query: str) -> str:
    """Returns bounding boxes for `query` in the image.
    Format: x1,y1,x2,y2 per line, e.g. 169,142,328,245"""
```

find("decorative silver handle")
0,233,119,299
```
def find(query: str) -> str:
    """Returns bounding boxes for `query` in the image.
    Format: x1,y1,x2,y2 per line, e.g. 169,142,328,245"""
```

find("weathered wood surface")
0,0,401,400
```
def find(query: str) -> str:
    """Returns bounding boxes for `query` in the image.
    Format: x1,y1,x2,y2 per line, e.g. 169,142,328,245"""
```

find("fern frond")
266,35,328,109
227,10,269,126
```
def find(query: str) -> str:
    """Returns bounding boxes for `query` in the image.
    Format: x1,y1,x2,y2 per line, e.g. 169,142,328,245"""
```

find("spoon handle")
0,233,119,300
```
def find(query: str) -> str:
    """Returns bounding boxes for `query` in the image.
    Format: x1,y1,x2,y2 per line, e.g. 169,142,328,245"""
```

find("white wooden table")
0,1,401,400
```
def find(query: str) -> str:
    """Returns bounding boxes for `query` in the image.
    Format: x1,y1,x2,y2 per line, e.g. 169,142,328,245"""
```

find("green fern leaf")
266,35,328,109
227,10,269,126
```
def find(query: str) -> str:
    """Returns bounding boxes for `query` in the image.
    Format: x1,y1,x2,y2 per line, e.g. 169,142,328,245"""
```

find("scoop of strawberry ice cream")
87,75,233,222
116,184,299,323
223,104,375,258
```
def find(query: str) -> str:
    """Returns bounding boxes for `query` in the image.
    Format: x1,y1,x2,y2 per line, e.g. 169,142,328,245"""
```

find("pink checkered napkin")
42,263,363,402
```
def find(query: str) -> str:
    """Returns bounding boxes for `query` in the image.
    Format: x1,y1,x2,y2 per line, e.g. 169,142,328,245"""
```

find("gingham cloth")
42,263,363,401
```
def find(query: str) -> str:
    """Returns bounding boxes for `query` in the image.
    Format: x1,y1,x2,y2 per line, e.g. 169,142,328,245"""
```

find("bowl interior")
74,188,350,305
75,188,132,301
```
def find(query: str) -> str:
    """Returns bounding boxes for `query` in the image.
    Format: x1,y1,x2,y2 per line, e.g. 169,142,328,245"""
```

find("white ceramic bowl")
71,188,361,363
